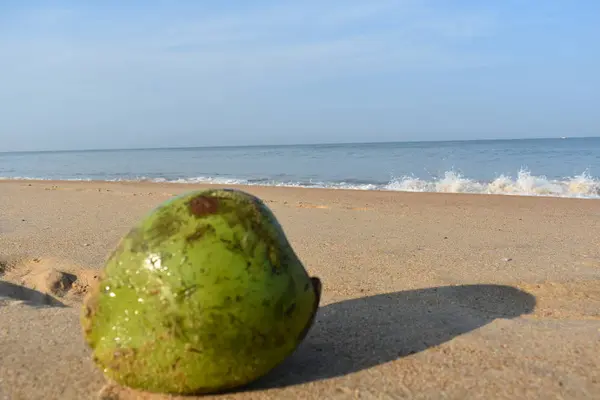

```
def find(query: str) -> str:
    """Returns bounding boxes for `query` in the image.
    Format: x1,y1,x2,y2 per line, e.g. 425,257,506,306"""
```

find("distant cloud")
0,1,500,123
1,1,498,76
0,1,597,151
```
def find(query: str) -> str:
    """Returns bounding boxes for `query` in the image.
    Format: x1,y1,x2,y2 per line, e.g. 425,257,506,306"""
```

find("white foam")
385,169,600,198
1,169,599,199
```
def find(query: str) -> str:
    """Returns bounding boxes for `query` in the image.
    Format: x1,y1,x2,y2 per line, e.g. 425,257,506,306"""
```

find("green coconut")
81,188,321,395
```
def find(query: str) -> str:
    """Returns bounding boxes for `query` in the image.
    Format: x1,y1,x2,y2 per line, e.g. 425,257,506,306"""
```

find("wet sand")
1,180,599,399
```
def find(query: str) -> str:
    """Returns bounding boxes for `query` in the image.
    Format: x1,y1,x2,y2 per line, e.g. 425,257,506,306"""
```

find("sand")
0,180,599,400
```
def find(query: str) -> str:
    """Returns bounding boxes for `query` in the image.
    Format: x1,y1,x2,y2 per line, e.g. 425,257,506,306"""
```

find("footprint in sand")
296,202,330,209
516,280,600,320
292,202,372,211
579,257,600,268
0,256,100,307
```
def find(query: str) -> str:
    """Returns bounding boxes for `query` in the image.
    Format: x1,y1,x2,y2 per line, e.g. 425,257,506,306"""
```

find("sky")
0,1,599,151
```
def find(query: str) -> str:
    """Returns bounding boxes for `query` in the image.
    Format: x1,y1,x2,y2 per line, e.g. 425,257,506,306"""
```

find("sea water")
1,138,599,199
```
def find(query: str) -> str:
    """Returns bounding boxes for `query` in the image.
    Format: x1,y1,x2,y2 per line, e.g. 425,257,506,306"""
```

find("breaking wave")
384,169,600,198
1,169,599,199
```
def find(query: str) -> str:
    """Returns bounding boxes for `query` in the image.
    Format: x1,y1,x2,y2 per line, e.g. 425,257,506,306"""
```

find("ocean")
1,138,599,199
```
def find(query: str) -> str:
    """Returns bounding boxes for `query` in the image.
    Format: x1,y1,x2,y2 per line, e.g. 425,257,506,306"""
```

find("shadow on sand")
250,284,536,389
0,280,66,307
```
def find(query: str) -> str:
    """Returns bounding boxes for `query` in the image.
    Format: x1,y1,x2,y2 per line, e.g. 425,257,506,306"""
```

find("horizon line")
0,135,597,154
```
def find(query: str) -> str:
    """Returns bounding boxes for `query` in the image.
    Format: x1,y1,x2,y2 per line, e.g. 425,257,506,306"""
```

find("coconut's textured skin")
81,188,321,395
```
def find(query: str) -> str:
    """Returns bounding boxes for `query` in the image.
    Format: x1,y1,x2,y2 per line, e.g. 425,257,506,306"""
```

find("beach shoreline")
1,179,599,399
2,138,599,200
2,178,599,202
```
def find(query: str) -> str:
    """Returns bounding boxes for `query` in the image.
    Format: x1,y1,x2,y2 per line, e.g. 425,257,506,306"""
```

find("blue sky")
0,1,599,151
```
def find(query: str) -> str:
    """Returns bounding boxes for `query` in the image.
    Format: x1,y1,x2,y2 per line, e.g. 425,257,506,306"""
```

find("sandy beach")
1,179,599,400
